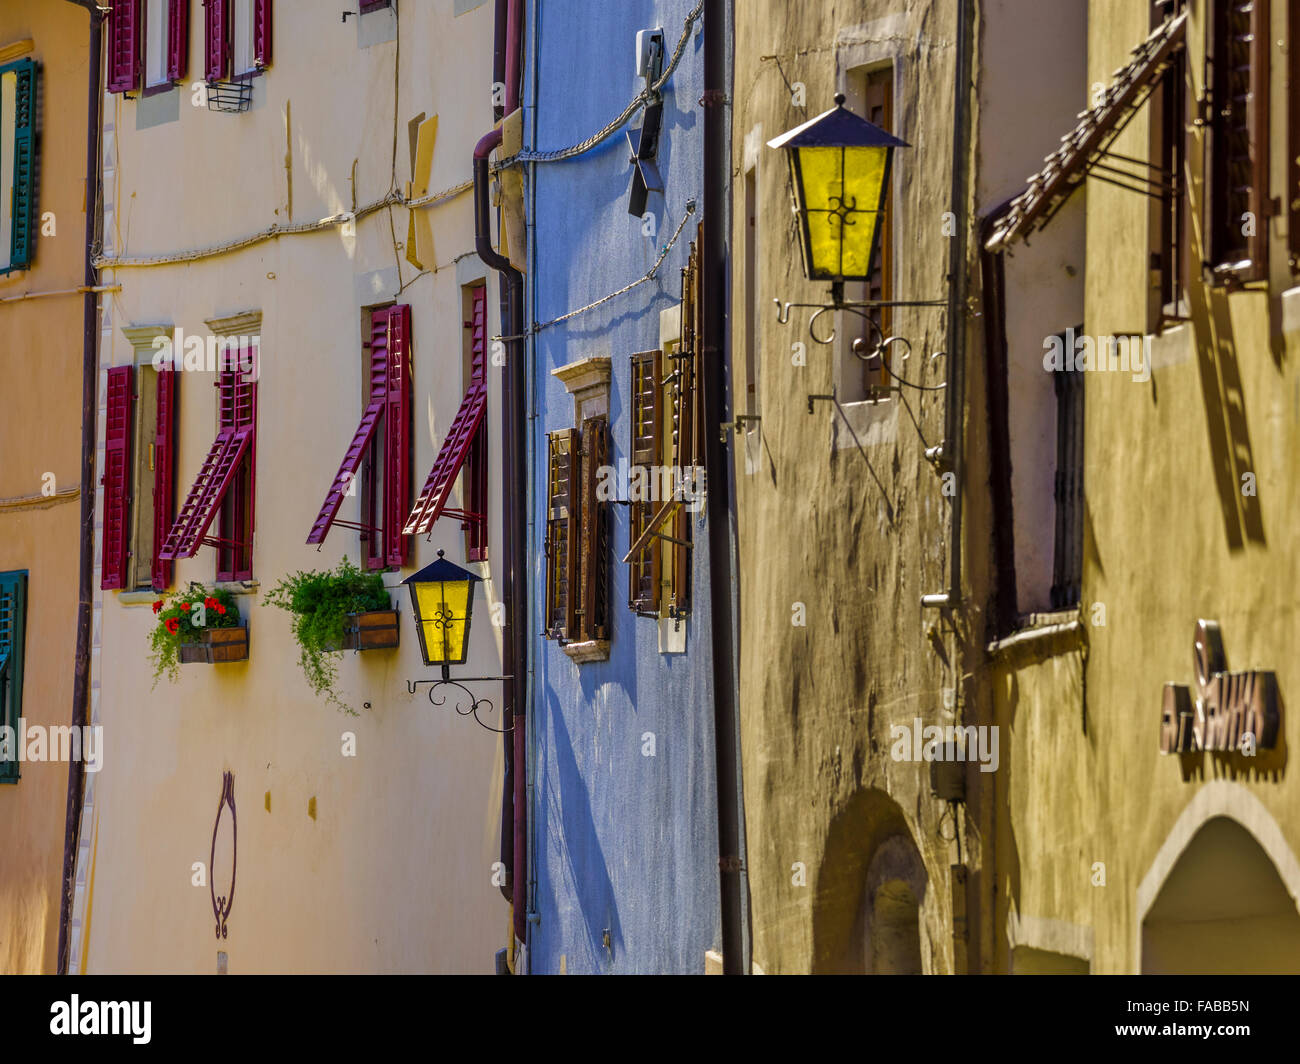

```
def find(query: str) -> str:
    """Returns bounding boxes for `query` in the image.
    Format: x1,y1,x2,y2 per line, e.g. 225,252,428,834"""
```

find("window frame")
0,571,28,785
0,58,37,275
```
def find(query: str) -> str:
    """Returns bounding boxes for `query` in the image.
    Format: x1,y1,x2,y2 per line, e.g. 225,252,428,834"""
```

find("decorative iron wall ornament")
209,771,237,940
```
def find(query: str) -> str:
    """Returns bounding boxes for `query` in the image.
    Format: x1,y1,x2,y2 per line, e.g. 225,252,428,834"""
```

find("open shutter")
7,61,35,271
108,0,141,94
167,0,190,81
253,0,272,68
403,382,488,535
152,364,177,591
669,237,700,618
306,313,390,546
545,428,580,640
580,416,609,642
101,367,134,591
628,351,661,615
1291,0,1300,271
465,285,489,560
384,304,412,567
204,0,229,81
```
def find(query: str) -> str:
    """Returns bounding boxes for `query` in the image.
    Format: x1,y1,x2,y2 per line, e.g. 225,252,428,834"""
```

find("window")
841,64,894,400
1150,0,1187,323
144,0,188,88
102,361,178,592
545,418,609,646
0,59,36,274
0,571,28,784
404,312,487,543
743,166,761,416
463,284,489,561
306,304,411,570
625,233,700,623
158,344,256,577
1050,330,1084,610
359,0,391,11
1208,0,1269,284
206,0,271,81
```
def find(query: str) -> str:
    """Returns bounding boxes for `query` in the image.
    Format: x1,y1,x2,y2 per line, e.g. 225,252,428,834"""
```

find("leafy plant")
149,583,242,687
265,557,391,713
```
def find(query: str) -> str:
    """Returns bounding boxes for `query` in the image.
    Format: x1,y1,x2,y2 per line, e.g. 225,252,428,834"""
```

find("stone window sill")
562,640,610,664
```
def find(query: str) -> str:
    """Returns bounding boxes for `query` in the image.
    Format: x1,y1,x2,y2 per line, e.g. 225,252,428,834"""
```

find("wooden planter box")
179,624,249,665
343,609,399,651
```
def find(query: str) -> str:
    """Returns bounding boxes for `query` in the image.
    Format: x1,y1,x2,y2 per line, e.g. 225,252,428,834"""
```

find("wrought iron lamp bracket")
406,671,514,734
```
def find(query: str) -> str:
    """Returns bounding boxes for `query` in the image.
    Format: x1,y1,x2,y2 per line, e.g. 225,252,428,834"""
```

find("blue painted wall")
524,0,720,974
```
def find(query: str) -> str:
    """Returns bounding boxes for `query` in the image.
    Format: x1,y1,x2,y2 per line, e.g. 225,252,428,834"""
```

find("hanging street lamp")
403,550,509,733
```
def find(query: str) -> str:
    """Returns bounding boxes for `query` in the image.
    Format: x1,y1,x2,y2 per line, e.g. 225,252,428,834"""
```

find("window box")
179,623,249,665
342,609,400,651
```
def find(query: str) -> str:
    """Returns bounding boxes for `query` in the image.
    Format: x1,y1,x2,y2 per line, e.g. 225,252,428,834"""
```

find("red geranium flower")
165,617,179,634
204,597,217,609
216,604,226,615
152,600,163,615
179,602,190,611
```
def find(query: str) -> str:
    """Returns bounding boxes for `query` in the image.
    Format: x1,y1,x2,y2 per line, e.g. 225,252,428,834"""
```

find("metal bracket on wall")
719,414,761,441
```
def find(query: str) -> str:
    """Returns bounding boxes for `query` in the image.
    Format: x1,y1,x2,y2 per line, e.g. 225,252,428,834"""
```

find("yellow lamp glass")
790,144,890,281
768,95,907,284
403,551,480,669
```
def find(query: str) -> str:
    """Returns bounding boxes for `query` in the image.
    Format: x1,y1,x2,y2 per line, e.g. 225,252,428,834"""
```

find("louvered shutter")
465,285,489,560
580,416,609,642
628,351,661,615
403,382,488,535
204,0,229,81
1210,0,1270,281
0,572,27,781
101,367,134,591
7,61,35,270
253,0,272,68
384,304,412,567
669,238,701,618
108,0,141,94
1291,0,1300,271
545,428,579,640
152,363,178,591
167,0,190,81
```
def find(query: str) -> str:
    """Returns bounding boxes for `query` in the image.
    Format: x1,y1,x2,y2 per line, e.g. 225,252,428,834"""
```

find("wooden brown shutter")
1210,0,1270,282
1289,0,1300,271
628,351,662,615
101,367,135,590
580,416,609,642
669,235,701,619
864,67,893,383
545,428,580,640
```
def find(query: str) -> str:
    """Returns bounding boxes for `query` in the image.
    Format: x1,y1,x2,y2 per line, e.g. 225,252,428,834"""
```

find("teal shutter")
8,60,37,270
0,571,28,783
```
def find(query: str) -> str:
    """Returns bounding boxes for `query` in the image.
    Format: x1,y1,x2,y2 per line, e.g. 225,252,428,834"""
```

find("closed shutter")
545,428,579,640
108,0,141,94
465,285,489,560
253,0,272,68
384,304,412,568
864,69,893,358
8,60,36,270
204,0,229,81
152,363,178,591
101,367,134,591
167,0,190,82
0,571,28,782
1290,0,1300,270
580,416,609,642
669,246,698,619
628,350,661,615
1210,0,1270,281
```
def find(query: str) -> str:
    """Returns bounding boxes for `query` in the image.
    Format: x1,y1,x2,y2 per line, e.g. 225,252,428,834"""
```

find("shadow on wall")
811,787,929,973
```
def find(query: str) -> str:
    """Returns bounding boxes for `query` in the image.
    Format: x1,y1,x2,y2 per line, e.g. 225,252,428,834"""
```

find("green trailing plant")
265,557,391,713
149,583,242,687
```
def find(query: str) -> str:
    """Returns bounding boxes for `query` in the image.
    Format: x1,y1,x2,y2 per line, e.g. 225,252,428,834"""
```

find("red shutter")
253,0,272,68
465,285,488,560
403,382,488,536
384,304,412,567
152,364,178,591
204,0,229,81
167,0,189,82
101,367,135,590
107,0,141,94
306,316,389,546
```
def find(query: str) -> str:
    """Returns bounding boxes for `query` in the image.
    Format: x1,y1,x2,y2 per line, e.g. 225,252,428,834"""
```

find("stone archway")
1138,784,1300,974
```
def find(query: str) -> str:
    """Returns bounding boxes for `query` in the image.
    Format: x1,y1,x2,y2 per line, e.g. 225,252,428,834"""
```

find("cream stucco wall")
77,0,508,974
